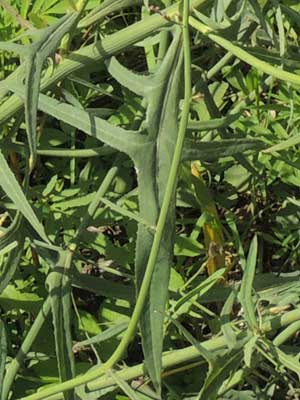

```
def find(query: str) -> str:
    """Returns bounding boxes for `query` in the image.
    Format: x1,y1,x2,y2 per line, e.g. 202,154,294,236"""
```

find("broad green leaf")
31,0,57,13
72,273,134,302
169,267,184,294
99,298,132,324
174,235,204,256
77,310,102,336
272,346,300,378
218,369,247,398
239,235,258,330
224,164,251,191
0,154,48,243
0,285,43,313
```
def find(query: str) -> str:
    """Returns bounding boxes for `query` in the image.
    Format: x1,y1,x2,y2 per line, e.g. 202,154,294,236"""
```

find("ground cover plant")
1,0,300,398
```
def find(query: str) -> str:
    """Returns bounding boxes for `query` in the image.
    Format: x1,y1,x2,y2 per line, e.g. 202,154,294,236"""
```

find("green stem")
22,308,300,400
157,0,172,66
273,320,300,346
37,146,115,158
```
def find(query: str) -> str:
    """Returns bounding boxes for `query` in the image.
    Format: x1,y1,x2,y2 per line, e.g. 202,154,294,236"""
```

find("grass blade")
0,240,24,295
73,322,128,350
0,213,22,251
0,241,18,257
220,290,237,350
239,235,258,331
110,370,144,400
262,134,300,154
0,151,48,242
172,319,217,366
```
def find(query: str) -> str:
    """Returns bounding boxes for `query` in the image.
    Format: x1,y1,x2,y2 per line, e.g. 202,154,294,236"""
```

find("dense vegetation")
1,0,300,399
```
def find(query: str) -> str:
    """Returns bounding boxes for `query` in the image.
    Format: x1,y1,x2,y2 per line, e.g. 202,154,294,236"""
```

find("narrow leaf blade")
182,139,265,161
0,151,48,242
239,235,258,330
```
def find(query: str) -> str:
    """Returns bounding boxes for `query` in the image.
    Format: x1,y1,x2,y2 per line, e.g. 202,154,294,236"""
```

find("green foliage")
1,0,300,399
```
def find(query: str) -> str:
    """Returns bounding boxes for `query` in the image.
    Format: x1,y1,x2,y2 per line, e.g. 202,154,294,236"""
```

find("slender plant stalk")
273,321,300,346
157,0,172,66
